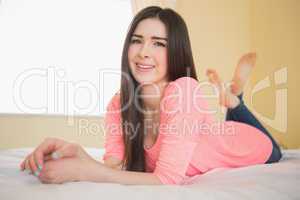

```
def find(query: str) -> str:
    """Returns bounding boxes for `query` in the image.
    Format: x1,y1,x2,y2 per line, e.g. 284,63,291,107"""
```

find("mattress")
0,148,299,200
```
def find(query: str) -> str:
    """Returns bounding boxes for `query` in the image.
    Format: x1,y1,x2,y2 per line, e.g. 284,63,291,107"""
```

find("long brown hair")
120,6,198,172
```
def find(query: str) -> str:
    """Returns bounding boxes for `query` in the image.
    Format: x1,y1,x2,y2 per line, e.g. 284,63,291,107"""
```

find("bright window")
0,0,133,116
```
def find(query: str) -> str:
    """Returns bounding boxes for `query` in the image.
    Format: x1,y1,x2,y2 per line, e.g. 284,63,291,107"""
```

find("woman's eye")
130,39,141,44
154,41,166,47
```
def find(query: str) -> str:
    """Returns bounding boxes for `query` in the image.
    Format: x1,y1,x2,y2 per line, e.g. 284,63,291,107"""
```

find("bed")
0,148,299,200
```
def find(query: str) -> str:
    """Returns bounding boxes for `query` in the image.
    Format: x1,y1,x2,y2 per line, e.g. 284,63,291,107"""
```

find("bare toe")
206,69,222,87
231,52,257,95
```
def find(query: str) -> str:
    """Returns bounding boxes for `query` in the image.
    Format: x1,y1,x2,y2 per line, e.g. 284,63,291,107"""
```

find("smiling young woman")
20,6,282,185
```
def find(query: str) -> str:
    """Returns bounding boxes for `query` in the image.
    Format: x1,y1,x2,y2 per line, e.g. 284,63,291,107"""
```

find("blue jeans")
225,94,282,163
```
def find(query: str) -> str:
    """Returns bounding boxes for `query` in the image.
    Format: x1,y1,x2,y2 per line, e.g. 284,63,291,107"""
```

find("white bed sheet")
0,148,299,200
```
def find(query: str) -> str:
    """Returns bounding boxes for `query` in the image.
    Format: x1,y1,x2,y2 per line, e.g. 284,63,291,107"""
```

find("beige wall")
247,0,299,149
0,114,105,149
0,0,299,149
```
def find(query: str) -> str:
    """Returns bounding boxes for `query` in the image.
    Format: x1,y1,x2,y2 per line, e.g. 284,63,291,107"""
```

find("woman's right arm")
102,94,125,170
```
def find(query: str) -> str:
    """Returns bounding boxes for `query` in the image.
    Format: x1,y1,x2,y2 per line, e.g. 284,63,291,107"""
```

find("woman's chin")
138,79,156,85
133,75,156,84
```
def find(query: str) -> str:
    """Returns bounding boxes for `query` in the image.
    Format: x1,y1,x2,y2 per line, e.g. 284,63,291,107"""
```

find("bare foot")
231,52,257,96
206,69,240,109
206,69,222,88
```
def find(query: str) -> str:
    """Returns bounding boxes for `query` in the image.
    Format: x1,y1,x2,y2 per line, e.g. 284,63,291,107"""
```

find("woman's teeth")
136,63,154,72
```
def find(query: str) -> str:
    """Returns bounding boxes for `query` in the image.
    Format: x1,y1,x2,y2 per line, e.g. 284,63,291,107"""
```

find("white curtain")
131,0,177,15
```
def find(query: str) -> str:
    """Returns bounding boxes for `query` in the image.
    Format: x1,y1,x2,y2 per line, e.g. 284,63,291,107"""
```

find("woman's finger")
32,137,66,170
44,154,53,161
33,150,44,172
25,158,32,173
29,153,39,176
20,153,33,171
21,154,31,171
21,152,53,171
20,158,26,171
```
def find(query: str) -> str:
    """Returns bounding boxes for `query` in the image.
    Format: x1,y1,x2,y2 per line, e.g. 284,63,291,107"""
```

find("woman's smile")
136,62,155,73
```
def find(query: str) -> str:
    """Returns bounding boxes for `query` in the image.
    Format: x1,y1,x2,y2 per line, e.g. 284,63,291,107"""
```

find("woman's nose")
138,43,151,58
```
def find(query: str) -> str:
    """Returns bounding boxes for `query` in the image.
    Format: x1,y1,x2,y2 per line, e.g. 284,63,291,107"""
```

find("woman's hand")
37,151,109,184
37,157,86,184
20,137,110,184
20,137,91,176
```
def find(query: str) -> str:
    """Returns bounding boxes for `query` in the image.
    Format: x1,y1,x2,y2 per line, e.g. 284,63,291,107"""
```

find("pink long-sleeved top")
102,77,273,185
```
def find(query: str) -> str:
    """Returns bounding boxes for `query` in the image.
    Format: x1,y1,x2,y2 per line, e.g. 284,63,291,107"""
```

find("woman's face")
128,18,168,86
